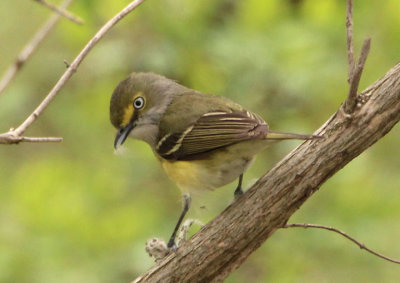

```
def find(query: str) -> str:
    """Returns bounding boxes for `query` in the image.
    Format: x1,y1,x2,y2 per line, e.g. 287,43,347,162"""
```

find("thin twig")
343,0,372,114
33,0,84,25
346,0,355,81
22,136,63,142
0,0,75,96
0,0,146,145
0,133,62,144
283,223,400,264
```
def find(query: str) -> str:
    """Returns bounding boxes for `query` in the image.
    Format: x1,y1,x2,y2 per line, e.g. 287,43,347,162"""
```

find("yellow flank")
158,140,270,193
121,92,144,126
160,159,202,193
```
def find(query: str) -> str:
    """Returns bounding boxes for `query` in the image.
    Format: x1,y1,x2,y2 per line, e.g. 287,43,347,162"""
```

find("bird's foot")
145,219,203,262
145,238,170,261
176,219,203,246
234,187,244,200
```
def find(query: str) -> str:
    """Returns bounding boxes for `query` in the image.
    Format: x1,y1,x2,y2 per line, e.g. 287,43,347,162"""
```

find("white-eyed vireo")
110,72,319,249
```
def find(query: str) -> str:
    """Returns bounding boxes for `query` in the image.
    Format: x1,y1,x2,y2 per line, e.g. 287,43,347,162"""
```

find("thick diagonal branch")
133,62,400,282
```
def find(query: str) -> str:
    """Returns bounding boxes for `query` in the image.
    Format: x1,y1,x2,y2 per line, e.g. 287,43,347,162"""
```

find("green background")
1,0,400,282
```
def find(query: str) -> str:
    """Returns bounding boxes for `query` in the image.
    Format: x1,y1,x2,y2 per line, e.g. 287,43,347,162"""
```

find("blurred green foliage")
1,0,400,282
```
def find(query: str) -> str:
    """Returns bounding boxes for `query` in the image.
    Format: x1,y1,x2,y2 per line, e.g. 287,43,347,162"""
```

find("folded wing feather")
157,111,268,160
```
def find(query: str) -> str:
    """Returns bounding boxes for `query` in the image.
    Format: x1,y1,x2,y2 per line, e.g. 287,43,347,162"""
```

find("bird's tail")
266,130,322,140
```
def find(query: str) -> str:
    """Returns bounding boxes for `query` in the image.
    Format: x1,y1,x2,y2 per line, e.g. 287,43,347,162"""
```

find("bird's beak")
114,122,134,149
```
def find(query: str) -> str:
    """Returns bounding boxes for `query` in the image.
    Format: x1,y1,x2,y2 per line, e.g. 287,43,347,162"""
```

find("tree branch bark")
133,62,400,282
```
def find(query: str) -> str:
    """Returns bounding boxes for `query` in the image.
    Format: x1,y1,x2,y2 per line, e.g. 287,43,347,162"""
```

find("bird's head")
110,72,186,149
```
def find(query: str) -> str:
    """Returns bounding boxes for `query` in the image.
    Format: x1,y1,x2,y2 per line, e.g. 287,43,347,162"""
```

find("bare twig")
344,0,371,114
22,136,63,142
283,223,400,265
346,0,355,81
33,0,84,25
0,0,146,145
0,133,62,144
0,0,75,96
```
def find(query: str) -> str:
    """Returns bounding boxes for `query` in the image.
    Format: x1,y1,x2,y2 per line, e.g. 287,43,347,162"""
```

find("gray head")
110,72,187,148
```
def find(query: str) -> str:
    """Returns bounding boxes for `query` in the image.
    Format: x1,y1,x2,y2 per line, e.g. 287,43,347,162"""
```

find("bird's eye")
133,96,145,109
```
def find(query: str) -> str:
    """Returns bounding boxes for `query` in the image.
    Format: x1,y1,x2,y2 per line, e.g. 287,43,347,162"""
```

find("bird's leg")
167,193,191,250
234,174,244,199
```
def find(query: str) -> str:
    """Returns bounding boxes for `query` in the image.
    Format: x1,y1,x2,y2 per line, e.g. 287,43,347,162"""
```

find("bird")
110,72,320,249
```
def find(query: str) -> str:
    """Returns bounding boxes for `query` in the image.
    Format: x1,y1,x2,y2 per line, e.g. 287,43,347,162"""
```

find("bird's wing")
156,110,268,160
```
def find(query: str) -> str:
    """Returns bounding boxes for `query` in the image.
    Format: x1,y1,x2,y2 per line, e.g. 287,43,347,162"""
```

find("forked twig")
343,0,371,114
0,0,147,144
